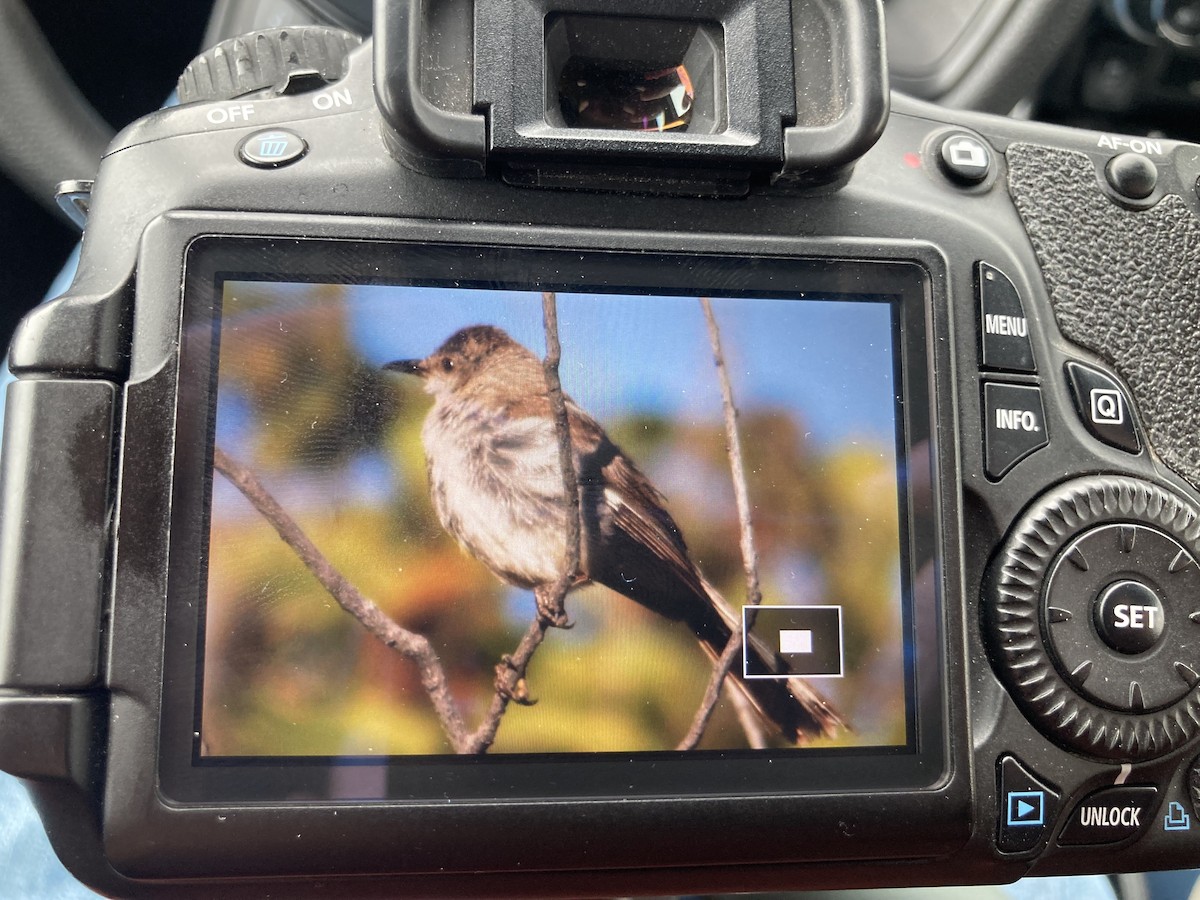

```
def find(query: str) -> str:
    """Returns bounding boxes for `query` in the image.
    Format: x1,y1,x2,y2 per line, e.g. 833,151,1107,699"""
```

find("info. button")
983,382,1049,479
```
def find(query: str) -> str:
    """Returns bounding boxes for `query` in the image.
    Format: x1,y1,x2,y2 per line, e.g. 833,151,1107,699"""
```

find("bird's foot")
494,655,537,706
535,590,573,629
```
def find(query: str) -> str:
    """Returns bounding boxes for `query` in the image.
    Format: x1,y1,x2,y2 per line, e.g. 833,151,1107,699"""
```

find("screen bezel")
159,235,943,804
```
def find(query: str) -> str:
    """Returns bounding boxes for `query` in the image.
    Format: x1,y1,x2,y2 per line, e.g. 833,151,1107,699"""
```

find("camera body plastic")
3,0,1200,895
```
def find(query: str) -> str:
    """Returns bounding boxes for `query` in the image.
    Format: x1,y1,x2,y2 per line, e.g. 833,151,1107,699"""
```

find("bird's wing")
565,406,844,741
567,403,706,598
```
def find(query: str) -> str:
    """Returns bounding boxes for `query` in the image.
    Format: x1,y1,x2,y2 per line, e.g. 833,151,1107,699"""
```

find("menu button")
985,314,1028,338
979,263,1036,373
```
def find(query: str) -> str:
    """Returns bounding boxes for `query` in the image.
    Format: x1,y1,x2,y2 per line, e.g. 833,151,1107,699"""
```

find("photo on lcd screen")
199,281,908,757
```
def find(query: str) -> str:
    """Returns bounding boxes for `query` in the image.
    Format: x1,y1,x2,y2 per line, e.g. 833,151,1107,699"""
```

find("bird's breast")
421,399,571,588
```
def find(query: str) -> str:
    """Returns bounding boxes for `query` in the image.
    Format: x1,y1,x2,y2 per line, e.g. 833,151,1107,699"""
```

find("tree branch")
701,298,763,609
677,298,765,750
215,296,584,756
448,291,583,754
727,682,769,750
212,447,474,753
461,605,554,754
541,290,583,603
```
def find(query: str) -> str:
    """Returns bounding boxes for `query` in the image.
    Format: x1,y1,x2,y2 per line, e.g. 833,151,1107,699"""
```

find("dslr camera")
3,0,1200,894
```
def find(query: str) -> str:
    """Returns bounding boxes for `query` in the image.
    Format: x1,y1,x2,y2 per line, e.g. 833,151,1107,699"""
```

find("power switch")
979,263,1036,373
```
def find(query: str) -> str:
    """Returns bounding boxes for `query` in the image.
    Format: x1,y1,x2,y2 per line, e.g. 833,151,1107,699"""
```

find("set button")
1094,580,1164,655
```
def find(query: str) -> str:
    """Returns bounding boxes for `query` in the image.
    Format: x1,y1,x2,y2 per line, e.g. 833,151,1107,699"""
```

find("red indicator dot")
903,152,922,169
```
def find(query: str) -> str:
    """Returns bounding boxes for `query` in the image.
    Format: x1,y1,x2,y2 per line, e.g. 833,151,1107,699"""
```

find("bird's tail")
692,578,845,744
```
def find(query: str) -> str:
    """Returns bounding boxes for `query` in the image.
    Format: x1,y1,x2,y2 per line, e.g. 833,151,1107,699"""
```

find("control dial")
988,476,1200,760
176,26,361,105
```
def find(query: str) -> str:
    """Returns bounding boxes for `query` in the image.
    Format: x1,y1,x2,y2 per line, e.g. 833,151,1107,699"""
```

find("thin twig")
463,606,554,754
727,670,769,750
541,290,583,598
464,292,582,754
678,637,748,750
677,298,764,750
701,298,763,608
212,446,473,753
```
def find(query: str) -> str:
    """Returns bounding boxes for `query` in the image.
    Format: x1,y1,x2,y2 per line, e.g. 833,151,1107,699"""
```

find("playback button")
984,382,1049,479
998,755,1060,853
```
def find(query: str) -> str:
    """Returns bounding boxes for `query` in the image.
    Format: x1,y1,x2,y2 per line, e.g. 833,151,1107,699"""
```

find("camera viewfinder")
545,14,725,134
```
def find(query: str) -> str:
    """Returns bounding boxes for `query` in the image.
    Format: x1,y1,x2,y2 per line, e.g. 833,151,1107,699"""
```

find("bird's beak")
383,359,425,377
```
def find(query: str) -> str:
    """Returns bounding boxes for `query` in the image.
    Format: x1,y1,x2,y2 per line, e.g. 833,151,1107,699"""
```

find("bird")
384,324,843,743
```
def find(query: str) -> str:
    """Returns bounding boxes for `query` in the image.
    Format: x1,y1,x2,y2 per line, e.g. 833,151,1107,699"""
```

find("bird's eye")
441,358,454,372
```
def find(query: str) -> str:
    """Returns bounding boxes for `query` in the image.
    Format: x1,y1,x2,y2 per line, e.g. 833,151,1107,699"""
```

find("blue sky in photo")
214,281,899,471
337,283,899,451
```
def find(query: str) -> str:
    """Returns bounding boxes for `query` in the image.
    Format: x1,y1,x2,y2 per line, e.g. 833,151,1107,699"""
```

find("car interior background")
2,0,1200,896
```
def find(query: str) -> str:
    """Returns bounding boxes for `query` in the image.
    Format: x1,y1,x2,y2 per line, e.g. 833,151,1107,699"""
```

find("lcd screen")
195,275,911,759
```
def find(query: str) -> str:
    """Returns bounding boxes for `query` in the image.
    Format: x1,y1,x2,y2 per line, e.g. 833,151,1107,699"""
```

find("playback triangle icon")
1006,790,1046,827
998,756,1059,852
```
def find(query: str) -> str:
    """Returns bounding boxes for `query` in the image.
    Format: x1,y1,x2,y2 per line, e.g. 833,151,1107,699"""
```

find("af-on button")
1105,152,1158,201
